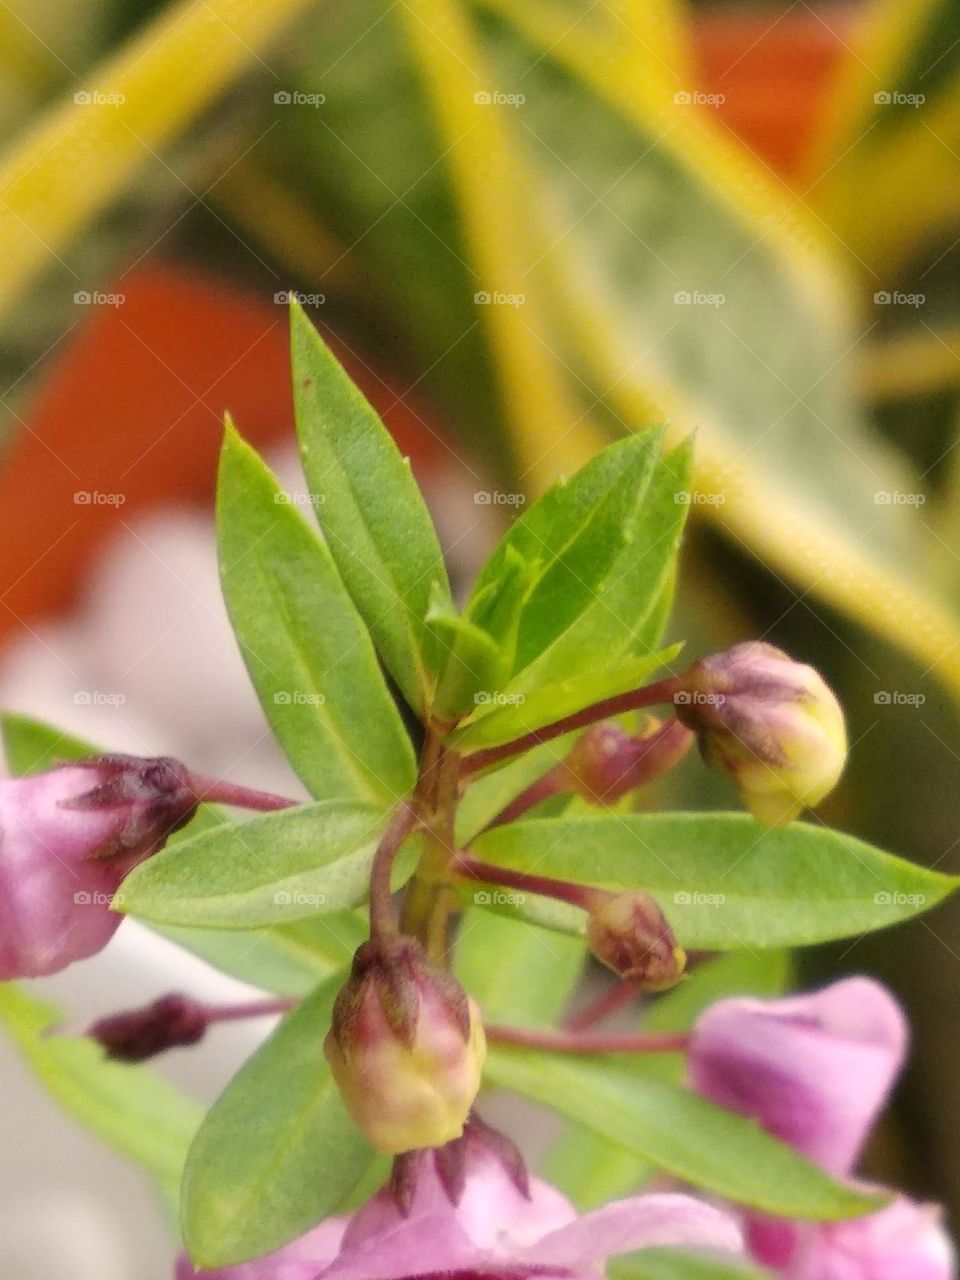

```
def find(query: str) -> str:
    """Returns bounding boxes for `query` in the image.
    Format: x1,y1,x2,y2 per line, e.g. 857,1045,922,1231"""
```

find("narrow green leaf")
290,300,450,714
473,813,958,948
467,432,662,680
451,645,681,751
154,912,366,996
610,1250,771,1280
454,908,584,1027
427,596,505,723
486,1045,879,1220
0,984,201,1202
181,977,380,1266
118,801,413,929
218,424,416,806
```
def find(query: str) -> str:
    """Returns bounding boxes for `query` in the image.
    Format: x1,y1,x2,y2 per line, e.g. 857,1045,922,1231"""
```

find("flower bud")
88,993,208,1062
564,718,693,805
0,755,197,978
586,891,686,990
324,937,486,1155
674,641,847,827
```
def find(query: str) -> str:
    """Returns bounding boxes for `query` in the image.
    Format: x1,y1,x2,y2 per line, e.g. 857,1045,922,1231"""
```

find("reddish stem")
565,979,641,1031
369,800,421,940
200,996,296,1023
481,763,569,832
487,1023,689,1055
452,853,597,911
460,676,683,775
188,774,299,812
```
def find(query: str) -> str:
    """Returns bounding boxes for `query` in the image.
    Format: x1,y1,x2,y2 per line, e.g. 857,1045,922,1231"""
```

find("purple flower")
0,756,196,978
688,977,954,1278
177,1143,742,1280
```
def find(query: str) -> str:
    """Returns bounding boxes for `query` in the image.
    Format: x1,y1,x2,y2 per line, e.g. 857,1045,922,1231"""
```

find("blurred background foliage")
2,0,960,1243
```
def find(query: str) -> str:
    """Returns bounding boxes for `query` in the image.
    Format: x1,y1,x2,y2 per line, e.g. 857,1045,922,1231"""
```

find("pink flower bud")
564,718,693,805
88,993,208,1062
324,937,486,1155
0,756,196,978
586,890,686,989
675,641,847,826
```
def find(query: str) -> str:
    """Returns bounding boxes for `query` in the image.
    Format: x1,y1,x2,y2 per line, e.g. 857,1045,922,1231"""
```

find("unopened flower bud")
0,755,197,978
324,936,486,1155
88,993,208,1062
674,642,847,827
565,718,693,805
586,890,686,990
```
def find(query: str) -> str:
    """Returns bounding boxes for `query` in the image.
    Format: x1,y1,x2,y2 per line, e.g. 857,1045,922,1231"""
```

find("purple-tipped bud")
564,718,693,805
324,936,486,1155
88,993,208,1062
586,890,686,990
674,642,847,827
0,755,197,978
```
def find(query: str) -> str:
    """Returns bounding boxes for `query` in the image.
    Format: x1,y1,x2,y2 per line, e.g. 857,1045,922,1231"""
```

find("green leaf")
218,424,415,806
154,913,367,997
486,1045,879,1221
467,432,662,682
502,437,693,699
455,732,581,843
290,299,451,715
610,1250,770,1280
455,908,583,1027
426,592,506,723
452,645,681,751
181,977,380,1266
118,800,414,929
0,984,202,1202
472,813,958,948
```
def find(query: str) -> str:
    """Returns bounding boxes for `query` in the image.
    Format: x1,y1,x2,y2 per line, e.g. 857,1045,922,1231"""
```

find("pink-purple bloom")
176,1140,742,1279
689,977,954,1278
0,756,196,978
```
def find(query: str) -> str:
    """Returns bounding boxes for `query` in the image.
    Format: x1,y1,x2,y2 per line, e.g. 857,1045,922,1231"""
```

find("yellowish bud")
586,890,686,990
324,938,486,1155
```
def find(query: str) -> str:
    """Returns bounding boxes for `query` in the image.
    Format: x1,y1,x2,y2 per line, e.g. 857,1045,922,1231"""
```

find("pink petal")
789,1194,955,1280
175,1217,347,1280
689,978,907,1176
523,1193,743,1269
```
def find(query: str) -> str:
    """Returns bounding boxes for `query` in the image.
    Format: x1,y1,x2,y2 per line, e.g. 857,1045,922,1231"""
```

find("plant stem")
452,854,596,911
486,1023,689,1055
459,676,684,775
565,979,641,1031
369,800,420,941
480,763,569,832
188,774,298,812
200,996,297,1023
